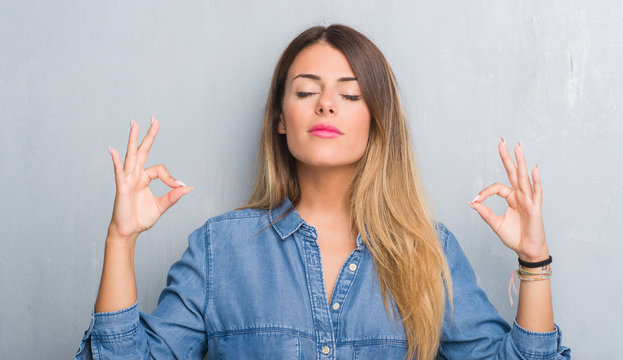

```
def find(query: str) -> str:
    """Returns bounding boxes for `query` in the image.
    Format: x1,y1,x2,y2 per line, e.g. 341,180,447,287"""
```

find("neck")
295,162,356,224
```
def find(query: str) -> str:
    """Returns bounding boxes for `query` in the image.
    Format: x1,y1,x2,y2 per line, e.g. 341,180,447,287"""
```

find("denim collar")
268,197,305,240
268,197,364,248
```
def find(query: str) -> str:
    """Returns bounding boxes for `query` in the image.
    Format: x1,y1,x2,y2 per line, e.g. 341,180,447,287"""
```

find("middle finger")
124,118,139,173
514,141,533,195
498,137,519,189
136,115,160,169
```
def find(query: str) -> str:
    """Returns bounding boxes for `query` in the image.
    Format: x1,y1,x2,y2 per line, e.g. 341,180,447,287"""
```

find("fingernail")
151,114,155,124
470,194,480,203
130,118,134,129
501,136,506,144
108,146,112,155
175,180,187,187
517,140,521,147
467,201,475,209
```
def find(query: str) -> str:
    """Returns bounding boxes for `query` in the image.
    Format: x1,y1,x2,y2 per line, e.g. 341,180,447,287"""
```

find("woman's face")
279,42,371,170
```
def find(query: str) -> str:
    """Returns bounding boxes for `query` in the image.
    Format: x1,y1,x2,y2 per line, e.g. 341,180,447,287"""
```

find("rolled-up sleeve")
75,222,210,359
436,223,571,359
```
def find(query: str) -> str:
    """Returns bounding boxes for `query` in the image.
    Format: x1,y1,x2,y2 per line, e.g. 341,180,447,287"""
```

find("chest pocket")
210,331,300,360
353,344,408,360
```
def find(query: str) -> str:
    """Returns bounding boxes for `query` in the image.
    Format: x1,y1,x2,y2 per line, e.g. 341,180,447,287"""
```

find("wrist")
518,255,552,270
517,246,550,263
106,225,138,249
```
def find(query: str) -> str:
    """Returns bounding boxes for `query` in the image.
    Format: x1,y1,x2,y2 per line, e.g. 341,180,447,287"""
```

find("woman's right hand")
107,115,194,242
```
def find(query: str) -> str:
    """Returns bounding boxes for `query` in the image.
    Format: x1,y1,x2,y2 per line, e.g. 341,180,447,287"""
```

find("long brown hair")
240,24,452,360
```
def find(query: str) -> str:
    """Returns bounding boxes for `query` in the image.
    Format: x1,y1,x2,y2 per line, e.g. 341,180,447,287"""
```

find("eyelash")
296,92,361,101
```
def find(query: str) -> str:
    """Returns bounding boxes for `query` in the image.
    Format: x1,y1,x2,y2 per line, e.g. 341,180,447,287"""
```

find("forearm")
515,261,555,332
94,228,138,313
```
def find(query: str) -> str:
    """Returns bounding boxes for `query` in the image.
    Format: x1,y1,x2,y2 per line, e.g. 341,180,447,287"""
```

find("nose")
315,91,336,116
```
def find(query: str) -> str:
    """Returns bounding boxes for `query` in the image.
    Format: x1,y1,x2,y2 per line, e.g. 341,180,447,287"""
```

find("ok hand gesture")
107,115,194,241
468,138,549,262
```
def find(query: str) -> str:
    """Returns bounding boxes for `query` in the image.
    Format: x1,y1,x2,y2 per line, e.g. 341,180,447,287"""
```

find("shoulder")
433,221,469,266
203,206,267,226
193,206,273,243
433,221,457,252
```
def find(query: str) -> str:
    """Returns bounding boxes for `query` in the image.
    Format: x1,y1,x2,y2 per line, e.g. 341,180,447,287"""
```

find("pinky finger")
532,164,542,205
108,146,125,185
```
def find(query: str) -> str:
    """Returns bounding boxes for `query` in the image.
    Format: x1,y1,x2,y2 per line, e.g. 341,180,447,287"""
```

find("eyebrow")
291,73,358,83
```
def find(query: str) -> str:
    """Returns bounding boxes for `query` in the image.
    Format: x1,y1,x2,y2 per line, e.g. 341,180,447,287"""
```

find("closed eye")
296,92,361,101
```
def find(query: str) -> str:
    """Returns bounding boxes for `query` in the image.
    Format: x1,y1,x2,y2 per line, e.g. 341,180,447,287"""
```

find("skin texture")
95,43,554,333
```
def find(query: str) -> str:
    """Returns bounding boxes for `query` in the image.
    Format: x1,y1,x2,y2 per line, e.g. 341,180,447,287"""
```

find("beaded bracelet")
520,275,553,282
507,264,553,306
517,265,552,278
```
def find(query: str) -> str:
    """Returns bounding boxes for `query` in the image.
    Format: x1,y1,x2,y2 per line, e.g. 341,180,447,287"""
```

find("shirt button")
321,345,331,354
348,263,357,271
332,302,340,310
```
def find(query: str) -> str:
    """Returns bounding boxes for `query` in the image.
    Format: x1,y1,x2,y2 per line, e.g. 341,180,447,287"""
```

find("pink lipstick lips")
309,123,343,139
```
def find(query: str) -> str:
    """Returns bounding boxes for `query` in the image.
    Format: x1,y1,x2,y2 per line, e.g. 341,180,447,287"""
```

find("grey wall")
1,1,621,358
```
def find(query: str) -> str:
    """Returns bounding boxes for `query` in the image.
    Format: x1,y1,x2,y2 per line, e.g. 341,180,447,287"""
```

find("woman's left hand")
468,138,550,262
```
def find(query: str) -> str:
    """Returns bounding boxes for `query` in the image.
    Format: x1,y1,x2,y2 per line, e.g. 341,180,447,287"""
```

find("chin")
295,156,361,170
290,147,365,170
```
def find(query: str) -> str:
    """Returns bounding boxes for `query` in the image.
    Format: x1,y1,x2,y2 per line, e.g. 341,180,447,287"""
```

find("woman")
76,25,570,359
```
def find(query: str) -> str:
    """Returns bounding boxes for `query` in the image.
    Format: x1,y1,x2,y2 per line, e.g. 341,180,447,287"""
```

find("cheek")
282,102,307,131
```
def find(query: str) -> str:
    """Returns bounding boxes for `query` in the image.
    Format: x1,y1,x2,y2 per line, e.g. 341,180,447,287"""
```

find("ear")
277,114,286,134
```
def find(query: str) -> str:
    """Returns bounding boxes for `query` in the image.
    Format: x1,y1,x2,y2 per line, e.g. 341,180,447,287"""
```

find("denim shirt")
76,198,570,359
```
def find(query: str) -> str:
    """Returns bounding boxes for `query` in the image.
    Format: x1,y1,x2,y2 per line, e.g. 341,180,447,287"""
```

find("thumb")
468,200,502,233
157,186,194,214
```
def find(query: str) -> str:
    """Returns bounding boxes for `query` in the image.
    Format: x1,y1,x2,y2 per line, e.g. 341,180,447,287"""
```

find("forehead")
287,42,356,79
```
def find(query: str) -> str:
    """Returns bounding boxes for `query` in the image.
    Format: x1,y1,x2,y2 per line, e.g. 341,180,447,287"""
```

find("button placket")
327,248,363,343
299,227,336,359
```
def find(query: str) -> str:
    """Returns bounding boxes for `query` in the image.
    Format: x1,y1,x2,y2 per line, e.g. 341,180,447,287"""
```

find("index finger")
136,115,160,169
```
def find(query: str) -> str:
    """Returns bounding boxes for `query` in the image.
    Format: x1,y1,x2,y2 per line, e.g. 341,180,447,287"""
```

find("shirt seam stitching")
92,323,140,342
206,211,265,225
206,326,315,340
203,221,212,321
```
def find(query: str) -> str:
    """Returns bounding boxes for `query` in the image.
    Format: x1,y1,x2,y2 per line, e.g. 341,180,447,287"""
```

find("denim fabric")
76,197,570,359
